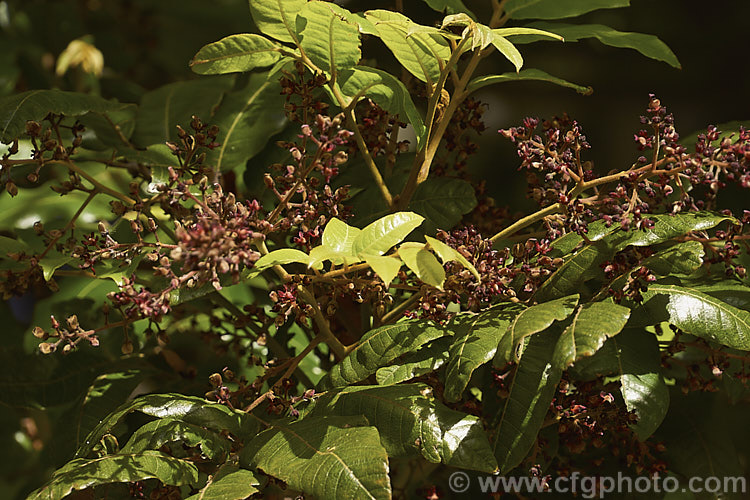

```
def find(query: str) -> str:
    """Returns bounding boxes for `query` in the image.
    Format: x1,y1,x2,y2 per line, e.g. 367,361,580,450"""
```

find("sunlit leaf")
398,243,446,289
190,34,289,74
351,211,424,257
248,0,307,44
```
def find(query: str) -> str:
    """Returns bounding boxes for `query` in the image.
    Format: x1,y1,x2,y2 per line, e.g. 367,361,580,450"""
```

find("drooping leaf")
376,337,452,385
318,319,446,389
503,0,631,20
39,253,74,281
185,465,263,500
28,451,199,500
304,384,497,472
398,243,446,289
248,0,307,44
364,254,403,288
206,72,285,172
491,34,523,72
351,211,424,257
131,76,235,146
516,22,680,68
424,235,480,281
467,68,592,95
121,417,230,459
495,294,579,365
296,2,361,75
190,34,290,74
240,416,391,500
0,89,121,141
255,248,311,270
492,327,563,473
553,301,631,369
337,66,426,145
444,303,524,402
364,10,451,85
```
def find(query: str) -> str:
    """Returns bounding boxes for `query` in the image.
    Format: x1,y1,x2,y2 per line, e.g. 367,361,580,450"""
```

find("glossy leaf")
131,76,235,146
364,10,450,84
28,451,199,500
517,22,680,68
206,72,285,172
255,248,310,270
248,0,307,44
491,34,523,72
240,416,391,500
467,68,592,95
185,465,262,500
322,217,361,255
444,304,524,402
121,417,230,459
504,0,630,20
424,235,480,281
364,254,403,288
495,294,579,365
190,34,289,74
492,327,563,473
553,302,631,369
318,319,446,389
0,90,121,141
376,337,452,385
296,2,361,75
644,240,704,276
398,243,446,289
305,384,497,472
338,66,426,145
308,245,360,268
351,211,424,257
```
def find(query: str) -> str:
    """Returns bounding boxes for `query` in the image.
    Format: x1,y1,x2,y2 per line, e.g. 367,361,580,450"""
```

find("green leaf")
305,384,497,472
121,418,230,459
553,302,630,369
190,34,289,74
424,235,480,281
495,294,579,365
240,416,391,500
517,22,680,68
322,217,361,255
640,284,750,350
444,304,524,402
77,393,259,458
492,27,563,41
0,235,30,254
318,319,447,389
28,451,199,500
337,66,426,146
376,337,452,385
77,103,137,150
364,10,451,85
398,243,446,289
131,76,235,146
491,34,524,72
207,72,285,172
248,0,307,44
0,90,121,141
680,121,748,150
308,245,360,268
185,465,263,500
422,0,476,18
296,2,361,75
364,254,403,288
351,211,424,257
409,177,477,233
613,329,669,440
39,253,74,281
644,240,704,276
467,68,592,95
255,248,310,270
491,327,563,473
504,0,631,20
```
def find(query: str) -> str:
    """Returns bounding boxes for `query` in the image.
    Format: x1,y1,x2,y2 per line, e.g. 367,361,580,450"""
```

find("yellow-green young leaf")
351,211,424,257
424,235,480,281
492,27,563,41
495,294,579,365
399,243,445,289
318,319,447,389
337,66,426,146
304,384,497,472
503,0,630,20
364,10,450,85
364,254,402,288
467,68,592,95
186,465,262,500
240,416,391,500
444,304,524,402
190,34,289,74
322,217,361,255
248,0,307,44
553,302,630,369
255,248,310,270
308,245,359,268
296,2,361,75
491,34,523,72
28,451,199,500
